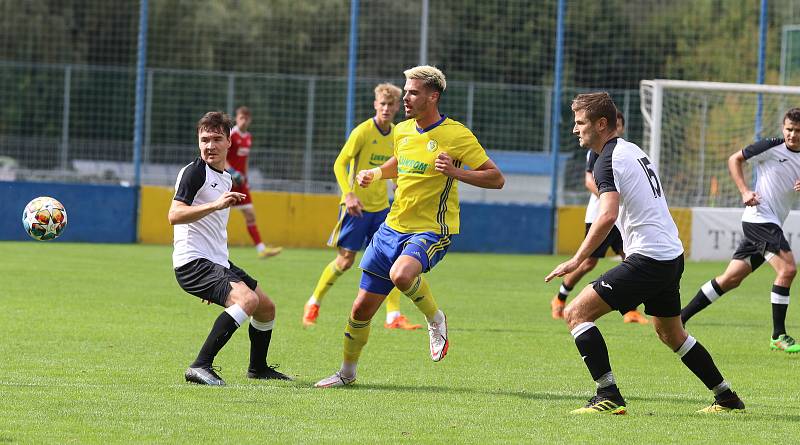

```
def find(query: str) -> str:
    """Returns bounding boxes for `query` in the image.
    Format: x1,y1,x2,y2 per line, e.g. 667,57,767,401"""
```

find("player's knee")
255,295,275,319
337,256,355,271
779,263,797,282
389,268,415,291
230,287,259,314
563,304,581,329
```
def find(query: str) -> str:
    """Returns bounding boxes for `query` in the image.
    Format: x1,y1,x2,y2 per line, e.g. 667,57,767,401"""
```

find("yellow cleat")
551,296,565,319
697,392,745,413
258,245,283,259
571,395,627,415
623,310,649,324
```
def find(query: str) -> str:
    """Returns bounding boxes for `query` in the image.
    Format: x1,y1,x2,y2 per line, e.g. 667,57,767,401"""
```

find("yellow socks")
385,287,402,316
401,276,439,321
311,260,344,304
343,317,371,369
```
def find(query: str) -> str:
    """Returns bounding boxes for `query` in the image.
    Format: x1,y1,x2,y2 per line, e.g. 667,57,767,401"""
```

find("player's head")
615,110,625,138
373,83,402,124
196,111,232,168
571,92,618,150
783,108,800,149
235,106,252,132
402,65,446,119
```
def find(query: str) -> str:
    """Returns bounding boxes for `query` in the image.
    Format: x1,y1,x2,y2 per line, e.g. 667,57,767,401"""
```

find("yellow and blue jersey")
333,118,394,212
386,115,489,235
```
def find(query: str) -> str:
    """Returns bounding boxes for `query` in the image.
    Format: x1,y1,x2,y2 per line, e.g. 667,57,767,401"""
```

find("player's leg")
766,249,800,352
315,282,390,388
651,316,745,412
552,257,599,319
390,240,449,361
304,248,356,326
563,286,624,414
680,259,752,325
384,287,422,330
239,205,282,259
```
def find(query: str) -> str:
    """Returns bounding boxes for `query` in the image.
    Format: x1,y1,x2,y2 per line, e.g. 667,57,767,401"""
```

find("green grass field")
2,242,799,444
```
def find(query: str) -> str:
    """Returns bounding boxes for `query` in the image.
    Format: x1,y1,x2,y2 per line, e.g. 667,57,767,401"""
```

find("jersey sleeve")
333,125,365,195
594,151,617,194
174,159,207,204
451,128,490,169
742,138,784,161
586,150,599,172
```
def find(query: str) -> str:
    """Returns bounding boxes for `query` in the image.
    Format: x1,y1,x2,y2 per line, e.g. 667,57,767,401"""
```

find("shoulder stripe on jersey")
436,159,461,235
742,138,784,160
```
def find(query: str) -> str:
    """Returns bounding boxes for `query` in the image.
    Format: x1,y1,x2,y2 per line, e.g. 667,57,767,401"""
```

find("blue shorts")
327,207,390,251
359,223,452,295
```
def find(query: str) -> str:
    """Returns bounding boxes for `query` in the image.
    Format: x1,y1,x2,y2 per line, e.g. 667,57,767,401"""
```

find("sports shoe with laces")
770,334,800,353
622,310,649,324
247,364,294,381
314,371,356,388
551,296,565,319
697,392,745,413
571,393,627,415
185,365,226,386
384,314,422,330
428,313,449,362
302,303,320,327
258,245,283,259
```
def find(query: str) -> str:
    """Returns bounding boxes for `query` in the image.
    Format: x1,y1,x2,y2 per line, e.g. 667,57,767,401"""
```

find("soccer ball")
22,196,68,241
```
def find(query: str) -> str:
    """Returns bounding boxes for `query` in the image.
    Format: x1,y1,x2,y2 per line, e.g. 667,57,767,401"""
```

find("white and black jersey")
172,158,233,269
741,138,800,226
585,150,600,223
593,138,683,261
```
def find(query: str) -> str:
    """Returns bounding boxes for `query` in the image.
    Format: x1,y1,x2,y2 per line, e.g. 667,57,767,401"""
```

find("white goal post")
640,79,800,208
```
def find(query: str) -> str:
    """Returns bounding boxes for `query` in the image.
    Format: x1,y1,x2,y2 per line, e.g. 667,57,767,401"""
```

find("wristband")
369,167,383,180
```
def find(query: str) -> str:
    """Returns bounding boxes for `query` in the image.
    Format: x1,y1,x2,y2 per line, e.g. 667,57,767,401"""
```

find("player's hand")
344,192,364,217
794,179,800,192
214,191,246,210
356,169,374,187
741,190,760,206
434,152,458,177
544,257,581,283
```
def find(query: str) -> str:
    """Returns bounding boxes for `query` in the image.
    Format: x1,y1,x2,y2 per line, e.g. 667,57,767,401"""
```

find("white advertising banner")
690,207,800,261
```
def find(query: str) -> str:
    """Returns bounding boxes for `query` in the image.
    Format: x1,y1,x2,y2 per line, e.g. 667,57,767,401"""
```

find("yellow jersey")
333,118,394,212
386,116,489,235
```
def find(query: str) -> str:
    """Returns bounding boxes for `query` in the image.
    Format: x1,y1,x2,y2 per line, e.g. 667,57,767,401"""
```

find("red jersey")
227,126,252,175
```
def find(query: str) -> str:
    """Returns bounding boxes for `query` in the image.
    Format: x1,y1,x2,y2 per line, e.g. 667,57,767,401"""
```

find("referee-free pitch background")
2,242,797,444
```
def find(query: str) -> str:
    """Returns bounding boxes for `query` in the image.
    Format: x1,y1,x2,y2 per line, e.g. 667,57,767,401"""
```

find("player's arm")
168,192,245,225
727,150,759,206
545,191,618,282
435,153,505,189
356,156,398,187
333,149,365,216
585,171,599,196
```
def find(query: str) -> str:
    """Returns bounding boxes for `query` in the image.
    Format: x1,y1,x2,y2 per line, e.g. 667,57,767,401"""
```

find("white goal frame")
640,79,800,171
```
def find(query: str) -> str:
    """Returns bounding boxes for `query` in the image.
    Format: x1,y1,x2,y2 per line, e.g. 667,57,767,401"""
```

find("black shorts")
174,258,257,306
732,222,790,270
586,223,624,258
592,253,684,317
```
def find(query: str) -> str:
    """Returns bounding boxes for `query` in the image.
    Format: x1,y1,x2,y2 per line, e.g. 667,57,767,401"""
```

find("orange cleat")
551,296,566,319
384,314,422,330
302,303,319,327
623,310,649,324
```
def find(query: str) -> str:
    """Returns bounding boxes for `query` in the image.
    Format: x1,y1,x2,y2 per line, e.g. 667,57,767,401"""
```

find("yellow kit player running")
303,83,421,330
315,66,505,388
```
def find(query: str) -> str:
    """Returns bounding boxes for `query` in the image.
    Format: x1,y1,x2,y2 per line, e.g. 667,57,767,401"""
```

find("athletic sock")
311,260,345,303
681,279,724,324
401,276,439,322
674,335,726,391
571,322,615,390
342,317,371,378
385,288,402,323
248,318,274,373
191,304,248,368
771,284,790,339
558,282,573,302
247,223,263,246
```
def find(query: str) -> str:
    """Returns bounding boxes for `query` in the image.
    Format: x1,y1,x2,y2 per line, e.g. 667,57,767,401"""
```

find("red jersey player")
226,106,283,259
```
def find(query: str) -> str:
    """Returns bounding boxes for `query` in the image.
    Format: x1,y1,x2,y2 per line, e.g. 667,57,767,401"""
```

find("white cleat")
428,313,449,362
314,371,356,388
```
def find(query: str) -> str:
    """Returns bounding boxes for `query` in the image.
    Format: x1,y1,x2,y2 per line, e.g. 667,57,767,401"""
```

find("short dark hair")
784,108,800,124
197,111,233,138
571,92,618,131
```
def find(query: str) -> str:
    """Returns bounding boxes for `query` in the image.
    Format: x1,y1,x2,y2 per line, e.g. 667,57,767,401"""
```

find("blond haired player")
315,66,505,388
303,83,422,330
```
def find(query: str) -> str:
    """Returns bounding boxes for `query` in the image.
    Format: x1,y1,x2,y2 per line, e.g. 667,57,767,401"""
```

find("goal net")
640,79,800,208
